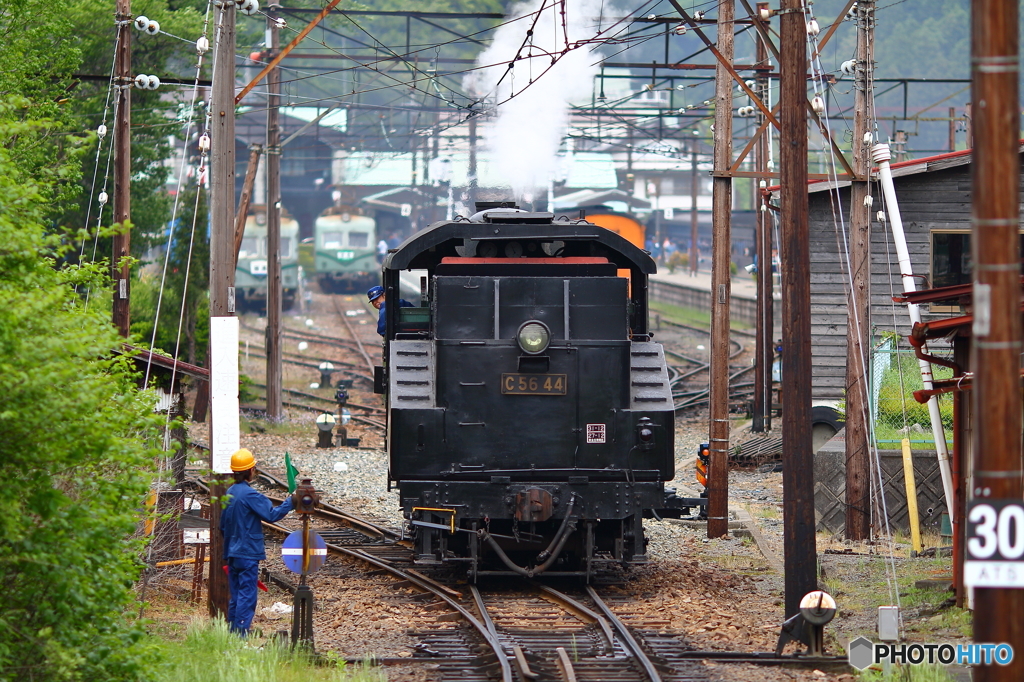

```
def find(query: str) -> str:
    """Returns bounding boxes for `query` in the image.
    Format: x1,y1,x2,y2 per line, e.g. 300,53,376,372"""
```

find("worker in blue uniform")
220,448,294,635
367,285,412,336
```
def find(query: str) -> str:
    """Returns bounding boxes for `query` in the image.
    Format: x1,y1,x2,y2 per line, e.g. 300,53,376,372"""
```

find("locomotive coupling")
293,478,319,514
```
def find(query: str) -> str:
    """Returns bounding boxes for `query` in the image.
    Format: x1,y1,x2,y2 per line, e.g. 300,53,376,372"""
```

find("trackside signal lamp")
637,417,655,450
696,443,710,488
293,478,319,514
517,320,550,355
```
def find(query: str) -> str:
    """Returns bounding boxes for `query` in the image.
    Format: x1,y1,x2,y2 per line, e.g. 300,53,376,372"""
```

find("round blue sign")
281,530,327,574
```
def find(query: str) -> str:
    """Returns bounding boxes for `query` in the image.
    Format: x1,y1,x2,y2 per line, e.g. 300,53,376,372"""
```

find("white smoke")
465,0,607,196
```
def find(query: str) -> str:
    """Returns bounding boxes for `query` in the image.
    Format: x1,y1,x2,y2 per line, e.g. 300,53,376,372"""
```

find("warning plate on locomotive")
501,373,567,395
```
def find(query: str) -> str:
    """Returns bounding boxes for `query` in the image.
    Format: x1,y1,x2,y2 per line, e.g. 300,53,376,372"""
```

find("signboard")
586,424,606,444
965,500,1024,588
282,530,327,574
210,316,240,473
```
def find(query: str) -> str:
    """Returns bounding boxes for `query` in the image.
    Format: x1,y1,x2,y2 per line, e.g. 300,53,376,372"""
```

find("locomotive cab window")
348,231,369,248
322,231,343,249
239,237,260,258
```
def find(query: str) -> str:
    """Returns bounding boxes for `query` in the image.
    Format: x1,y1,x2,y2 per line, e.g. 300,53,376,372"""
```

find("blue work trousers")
226,557,260,634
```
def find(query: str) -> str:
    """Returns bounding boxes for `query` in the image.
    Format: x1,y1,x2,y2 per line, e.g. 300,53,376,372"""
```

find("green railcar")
235,210,301,311
313,209,378,293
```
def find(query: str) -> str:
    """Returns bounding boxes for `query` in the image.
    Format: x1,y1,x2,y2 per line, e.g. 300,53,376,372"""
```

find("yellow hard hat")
230,448,257,472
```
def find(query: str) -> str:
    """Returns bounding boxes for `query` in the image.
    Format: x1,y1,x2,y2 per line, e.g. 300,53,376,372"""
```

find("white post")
871,142,955,521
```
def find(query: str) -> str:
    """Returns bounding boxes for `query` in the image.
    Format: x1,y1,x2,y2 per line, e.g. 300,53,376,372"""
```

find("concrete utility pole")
752,33,770,433
112,0,132,338
706,0,734,539
266,6,283,421
468,114,478,209
207,0,236,618
845,0,874,542
970,0,1024,678
779,0,816,618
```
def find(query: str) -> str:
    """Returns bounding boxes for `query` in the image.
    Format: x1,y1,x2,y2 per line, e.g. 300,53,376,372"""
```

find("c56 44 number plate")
501,373,567,395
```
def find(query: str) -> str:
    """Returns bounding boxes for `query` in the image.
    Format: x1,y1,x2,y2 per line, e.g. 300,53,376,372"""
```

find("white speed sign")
965,500,1024,588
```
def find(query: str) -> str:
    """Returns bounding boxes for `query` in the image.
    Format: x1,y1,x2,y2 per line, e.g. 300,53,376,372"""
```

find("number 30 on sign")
965,500,1024,588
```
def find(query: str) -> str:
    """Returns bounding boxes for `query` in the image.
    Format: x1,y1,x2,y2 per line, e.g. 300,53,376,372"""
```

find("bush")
0,123,163,681
665,251,688,273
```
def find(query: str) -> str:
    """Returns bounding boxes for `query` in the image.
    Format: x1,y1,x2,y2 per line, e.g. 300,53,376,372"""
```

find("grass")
152,618,384,682
857,663,958,681
648,300,753,332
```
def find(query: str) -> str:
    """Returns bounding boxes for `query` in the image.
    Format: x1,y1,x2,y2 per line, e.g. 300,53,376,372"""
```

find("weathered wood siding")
808,162,987,400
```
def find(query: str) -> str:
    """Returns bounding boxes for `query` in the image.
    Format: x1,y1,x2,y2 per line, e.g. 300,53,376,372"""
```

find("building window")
930,230,1024,309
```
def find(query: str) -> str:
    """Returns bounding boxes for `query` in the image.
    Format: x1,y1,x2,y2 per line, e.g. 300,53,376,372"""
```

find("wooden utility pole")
752,32,769,433
112,0,132,337
706,0,734,539
970,0,1024,678
689,141,699,276
207,0,236,618
779,0,816,618
949,106,957,151
266,7,283,421
845,0,874,542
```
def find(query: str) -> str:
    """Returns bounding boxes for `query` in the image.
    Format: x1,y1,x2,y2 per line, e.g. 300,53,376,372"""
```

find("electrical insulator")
196,35,210,54
134,74,149,89
758,5,771,21
146,19,160,35
146,75,161,90
198,133,211,152
647,14,656,20
806,19,820,36
134,15,149,31
811,96,825,115
676,84,685,91
745,79,756,90
710,124,715,133
841,59,856,76
98,191,108,205
674,23,686,35
275,17,287,29
694,10,705,20
863,131,872,145
876,211,886,223
863,195,873,208
759,180,767,188
97,124,107,138
767,160,776,172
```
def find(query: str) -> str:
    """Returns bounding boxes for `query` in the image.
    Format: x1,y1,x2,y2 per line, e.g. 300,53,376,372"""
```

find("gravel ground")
185,411,861,682
169,293,965,681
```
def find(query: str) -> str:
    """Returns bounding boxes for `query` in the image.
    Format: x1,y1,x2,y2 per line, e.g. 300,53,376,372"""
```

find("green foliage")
875,351,954,433
152,619,385,682
0,115,163,680
665,250,688,273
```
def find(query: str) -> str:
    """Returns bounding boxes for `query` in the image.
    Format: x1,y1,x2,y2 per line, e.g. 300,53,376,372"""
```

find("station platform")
648,266,779,327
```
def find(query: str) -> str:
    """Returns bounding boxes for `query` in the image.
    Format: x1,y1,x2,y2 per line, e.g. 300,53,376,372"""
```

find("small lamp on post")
315,412,335,448
318,361,335,388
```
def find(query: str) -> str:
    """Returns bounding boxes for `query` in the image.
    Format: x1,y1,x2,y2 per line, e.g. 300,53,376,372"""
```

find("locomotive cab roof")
382,215,657,274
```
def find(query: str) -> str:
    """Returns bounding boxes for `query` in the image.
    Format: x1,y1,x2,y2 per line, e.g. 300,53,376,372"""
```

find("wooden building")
801,144,1024,401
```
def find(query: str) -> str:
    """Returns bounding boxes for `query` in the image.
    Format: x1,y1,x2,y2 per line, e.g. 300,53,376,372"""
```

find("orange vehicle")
580,211,645,250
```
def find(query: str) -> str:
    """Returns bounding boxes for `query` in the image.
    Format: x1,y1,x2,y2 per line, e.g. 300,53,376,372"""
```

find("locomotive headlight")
517,321,550,355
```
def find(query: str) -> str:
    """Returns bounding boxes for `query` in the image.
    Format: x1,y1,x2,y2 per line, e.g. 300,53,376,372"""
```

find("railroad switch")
775,590,837,657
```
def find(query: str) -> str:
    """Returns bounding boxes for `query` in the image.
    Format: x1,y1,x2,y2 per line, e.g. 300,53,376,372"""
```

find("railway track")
656,317,758,413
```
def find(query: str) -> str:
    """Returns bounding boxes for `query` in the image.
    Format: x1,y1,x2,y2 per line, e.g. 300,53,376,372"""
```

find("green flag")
285,452,299,493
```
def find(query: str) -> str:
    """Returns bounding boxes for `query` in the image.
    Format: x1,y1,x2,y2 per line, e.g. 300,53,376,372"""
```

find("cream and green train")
312,208,378,293
235,208,301,312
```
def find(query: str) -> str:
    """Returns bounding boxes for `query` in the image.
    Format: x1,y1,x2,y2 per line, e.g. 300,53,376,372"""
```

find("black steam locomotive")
376,206,703,581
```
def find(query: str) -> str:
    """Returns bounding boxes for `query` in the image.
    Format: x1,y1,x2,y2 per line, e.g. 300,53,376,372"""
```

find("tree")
0,114,164,680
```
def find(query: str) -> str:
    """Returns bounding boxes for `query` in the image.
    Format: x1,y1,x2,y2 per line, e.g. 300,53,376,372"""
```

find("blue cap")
366,286,384,302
